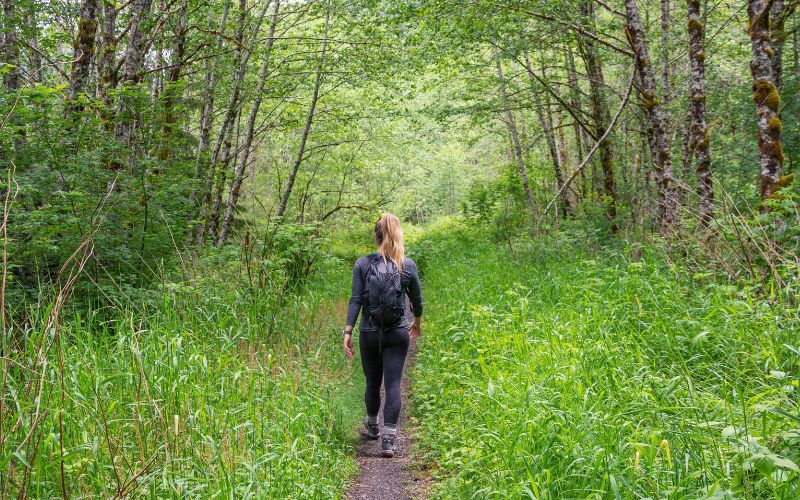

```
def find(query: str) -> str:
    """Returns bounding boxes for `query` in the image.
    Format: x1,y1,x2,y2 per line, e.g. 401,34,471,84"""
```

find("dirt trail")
346,338,429,499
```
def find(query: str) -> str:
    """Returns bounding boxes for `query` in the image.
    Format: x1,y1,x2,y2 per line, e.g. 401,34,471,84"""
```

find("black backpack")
364,254,406,326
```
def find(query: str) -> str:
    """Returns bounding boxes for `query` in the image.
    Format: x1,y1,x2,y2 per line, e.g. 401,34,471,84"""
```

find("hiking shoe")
381,435,396,458
363,417,379,439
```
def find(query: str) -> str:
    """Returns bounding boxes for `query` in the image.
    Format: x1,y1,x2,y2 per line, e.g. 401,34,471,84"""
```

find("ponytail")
375,213,405,273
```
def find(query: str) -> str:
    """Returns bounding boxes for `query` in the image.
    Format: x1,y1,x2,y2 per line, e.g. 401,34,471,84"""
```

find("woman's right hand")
343,332,354,361
409,317,421,341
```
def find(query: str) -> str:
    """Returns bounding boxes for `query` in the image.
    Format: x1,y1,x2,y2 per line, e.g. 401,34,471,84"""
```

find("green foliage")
460,165,528,241
409,223,800,498
1,256,362,496
253,221,328,288
1,85,195,308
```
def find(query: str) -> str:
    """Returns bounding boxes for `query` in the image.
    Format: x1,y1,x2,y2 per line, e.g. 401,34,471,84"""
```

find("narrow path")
346,311,430,499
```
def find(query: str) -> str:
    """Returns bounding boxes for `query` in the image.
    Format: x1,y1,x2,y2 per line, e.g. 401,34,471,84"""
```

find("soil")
346,339,431,499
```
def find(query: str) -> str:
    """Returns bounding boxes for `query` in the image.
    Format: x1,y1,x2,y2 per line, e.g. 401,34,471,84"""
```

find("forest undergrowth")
0,246,365,497
3,217,800,498
410,220,800,499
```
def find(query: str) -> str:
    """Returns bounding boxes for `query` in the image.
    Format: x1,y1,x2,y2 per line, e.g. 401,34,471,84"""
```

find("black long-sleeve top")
346,254,423,331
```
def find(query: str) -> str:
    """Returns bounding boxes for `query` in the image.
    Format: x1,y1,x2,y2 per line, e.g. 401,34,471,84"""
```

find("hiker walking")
342,213,423,458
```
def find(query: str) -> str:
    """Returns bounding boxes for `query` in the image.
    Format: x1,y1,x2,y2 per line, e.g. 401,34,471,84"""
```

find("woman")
343,213,423,458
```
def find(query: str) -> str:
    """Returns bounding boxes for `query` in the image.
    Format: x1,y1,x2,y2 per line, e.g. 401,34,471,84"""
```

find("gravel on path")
346,338,430,500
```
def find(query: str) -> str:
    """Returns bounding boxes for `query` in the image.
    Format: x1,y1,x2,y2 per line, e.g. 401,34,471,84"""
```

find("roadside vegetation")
411,220,800,498
3,0,800,496
2,230,365,497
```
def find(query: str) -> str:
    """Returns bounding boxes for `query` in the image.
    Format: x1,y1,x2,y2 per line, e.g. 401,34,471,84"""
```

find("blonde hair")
375,213,405,273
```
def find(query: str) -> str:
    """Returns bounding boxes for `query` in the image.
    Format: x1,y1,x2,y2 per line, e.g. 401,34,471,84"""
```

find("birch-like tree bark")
687,0,713,226
27,12,42,83
196,0,273,242
533,90,572,217
795,15,800,148
579,0,617,224
208,113,240,238
67,0,99,112
748,0,785,206
217,0,282,245
2,0,20,94
493,48,537,220
98,0,118,128
277,8,330,217
114,0,154,143
565,46,587,196
624,0,680,230
194,0,249,244
660,0,670,104
158,0,187,160
555,114,576,209
2,0,22,151
188,2,230,230
769,0,788,91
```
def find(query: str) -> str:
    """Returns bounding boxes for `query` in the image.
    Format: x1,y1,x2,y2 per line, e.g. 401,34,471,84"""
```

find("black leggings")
359,326,410,426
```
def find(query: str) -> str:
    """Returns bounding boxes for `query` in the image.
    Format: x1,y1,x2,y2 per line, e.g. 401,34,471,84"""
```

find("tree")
624,0,680,230
769,0,797,92
687,0,713,226
67,0,99,112
1,0,20,95
748,0,785,207
98,0,118,126
158,0,188,160
114,0,154,143
277,7,330,217
493,47,537,220
188,1,231,233
218,0,282,244
578,0,617,224
196,0,275,242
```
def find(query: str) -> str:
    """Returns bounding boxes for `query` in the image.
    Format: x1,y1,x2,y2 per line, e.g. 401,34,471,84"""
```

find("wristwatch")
342,329,352,336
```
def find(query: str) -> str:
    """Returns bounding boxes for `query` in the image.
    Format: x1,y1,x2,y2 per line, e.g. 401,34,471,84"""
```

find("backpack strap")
361,253,380,280
361,253,379,310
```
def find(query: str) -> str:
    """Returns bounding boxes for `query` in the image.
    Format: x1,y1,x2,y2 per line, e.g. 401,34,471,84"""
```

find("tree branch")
538,65,635,225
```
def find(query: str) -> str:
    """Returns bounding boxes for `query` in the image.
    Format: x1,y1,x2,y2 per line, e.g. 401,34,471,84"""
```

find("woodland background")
1,0,800,497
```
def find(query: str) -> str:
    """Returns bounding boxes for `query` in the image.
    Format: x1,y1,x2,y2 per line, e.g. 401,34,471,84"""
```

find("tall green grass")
410,221,800,498
1,259,362,497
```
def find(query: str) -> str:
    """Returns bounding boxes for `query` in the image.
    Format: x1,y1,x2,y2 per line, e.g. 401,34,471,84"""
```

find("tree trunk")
67,0,99,112
492,47,537,220
276,9,330,217
770,0,787,92
2,0,20,94
188,1,230,236
158,0,187,160
209,0,272,171
98,0,118,129
195,0,249,244
749,0,785,206
555,114,576,208
2,0,22,151
27,12,42,83
196,0,273,242
533,89,572,217
565,46,587,197
687,0,713,226
121,0,152,85
217,0,281,245
660,0,670,104
624,0,680,230
795,14,800,167
114,0,153,143
209,114,239,239
578,1,618,225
